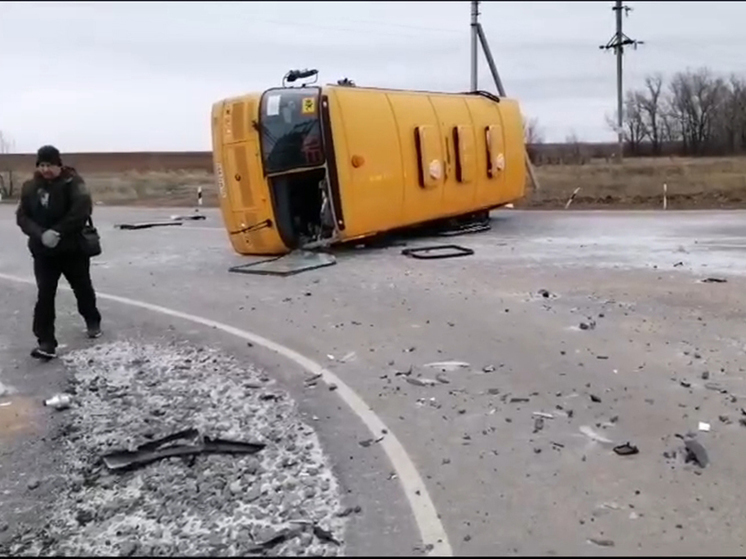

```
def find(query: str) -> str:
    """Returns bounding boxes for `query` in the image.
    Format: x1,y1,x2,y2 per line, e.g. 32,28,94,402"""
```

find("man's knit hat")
36,145,62,167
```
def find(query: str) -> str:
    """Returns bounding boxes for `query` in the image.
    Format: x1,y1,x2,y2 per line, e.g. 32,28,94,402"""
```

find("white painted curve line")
0,271,452,556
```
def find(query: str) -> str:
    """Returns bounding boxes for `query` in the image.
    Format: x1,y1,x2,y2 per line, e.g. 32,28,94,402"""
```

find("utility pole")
469,2,540,191
600,0,643,162
470,0,479,92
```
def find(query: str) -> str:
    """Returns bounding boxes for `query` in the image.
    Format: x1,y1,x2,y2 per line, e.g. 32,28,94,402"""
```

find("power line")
599,0,643,162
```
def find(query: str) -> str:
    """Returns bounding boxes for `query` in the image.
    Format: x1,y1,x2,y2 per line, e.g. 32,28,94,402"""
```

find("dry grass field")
525,156,746,210
2,151,746,210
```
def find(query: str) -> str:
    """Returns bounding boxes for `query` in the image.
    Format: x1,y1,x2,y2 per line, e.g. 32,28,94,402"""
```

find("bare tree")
668,68,727,155
623,91,647,155
639,74,665,154
523,115,544,164
0,131,16,199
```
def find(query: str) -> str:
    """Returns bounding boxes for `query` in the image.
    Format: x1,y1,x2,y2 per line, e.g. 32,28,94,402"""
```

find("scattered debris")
312,524,341,546
532,412,554,420
588,538,615,547
579,425,613,444
701,277,727,283
613,442,639,456
698,422,711,432
482,365,496,373
115,221,183,230
589,394,602,403
538,289,551,298
701,371,710,380
680,380,691,388
579,320,597,331
101,428,265,471
358,436,385,448
684,439,709,468
405,377,438,387
705,382,727,393
401,244,474,260
394,367,413,377
339,351,357,363
170,213,207,221
26,478,40,490
435,373,450,384
533,417,545,433
228,250,337,277
719,415,732,424
510,397,530,403
423,361,470,371
43,393,72,410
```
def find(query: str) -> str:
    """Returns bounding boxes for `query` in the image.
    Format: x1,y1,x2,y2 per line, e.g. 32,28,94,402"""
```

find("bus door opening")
258,87,337,249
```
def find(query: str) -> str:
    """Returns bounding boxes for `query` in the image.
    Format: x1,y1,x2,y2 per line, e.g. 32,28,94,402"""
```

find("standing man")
16,145,102,360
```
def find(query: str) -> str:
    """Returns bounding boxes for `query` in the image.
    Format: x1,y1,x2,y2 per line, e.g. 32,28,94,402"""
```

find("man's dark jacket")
16,167,93,258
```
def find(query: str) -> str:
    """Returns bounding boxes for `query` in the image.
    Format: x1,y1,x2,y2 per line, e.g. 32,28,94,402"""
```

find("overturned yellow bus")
211,72,527,256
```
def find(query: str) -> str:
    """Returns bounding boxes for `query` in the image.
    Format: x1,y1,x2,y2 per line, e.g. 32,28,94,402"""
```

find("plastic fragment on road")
228,250,336,277
401,244,474,260
612,442,639,456
170,213,207,221
115,221,184,230
101,428,265,471
684,438,709,468
579,425,613,444
423,361,470,371
44,393,72,410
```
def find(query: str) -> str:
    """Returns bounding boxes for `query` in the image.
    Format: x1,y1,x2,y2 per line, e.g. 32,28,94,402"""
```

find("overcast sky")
2,1,746,153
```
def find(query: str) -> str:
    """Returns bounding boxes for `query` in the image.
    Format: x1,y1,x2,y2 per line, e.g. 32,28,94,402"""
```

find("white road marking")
0,271,452,556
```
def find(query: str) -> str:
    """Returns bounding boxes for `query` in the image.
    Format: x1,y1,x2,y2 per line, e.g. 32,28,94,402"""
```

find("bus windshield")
259,87,325,175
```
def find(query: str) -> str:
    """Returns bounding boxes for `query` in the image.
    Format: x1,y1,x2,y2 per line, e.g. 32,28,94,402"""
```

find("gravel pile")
8,340,346,556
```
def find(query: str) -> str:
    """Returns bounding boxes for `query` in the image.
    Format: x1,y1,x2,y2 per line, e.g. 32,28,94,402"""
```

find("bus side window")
485,125,500,179
414,125,441,189
452,125,474,184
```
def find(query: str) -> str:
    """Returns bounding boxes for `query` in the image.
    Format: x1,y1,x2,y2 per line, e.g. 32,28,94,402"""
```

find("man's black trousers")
33,253,101,348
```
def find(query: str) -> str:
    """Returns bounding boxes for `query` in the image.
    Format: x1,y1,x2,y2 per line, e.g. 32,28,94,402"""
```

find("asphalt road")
2,205,746,556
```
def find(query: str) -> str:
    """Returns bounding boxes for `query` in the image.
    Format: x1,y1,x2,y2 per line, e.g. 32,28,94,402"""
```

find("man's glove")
41,229,61,248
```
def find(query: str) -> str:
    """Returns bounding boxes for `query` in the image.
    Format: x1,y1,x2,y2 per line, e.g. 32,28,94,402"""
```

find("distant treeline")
524,67,746,164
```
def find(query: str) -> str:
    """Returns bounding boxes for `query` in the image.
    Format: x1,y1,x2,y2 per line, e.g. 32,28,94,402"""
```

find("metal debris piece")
249,527,304,553
405,377,437,387
228,250,337,277
510,397,530,403
684,439,708,468
612,442,639,456
101,429,265,471
701,277,727,283
588,538,615,547
401,244,474,260
115,221,183,230
424,361,470,372
44,393,72,410
590,394,602,403
533,417,545,433
579,425,613,444
533,412,554,419
698,421,711,432
312,524,341,545
170,214,207,221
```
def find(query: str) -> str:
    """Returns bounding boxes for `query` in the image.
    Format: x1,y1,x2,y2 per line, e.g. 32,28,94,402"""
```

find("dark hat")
36,145,62,167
